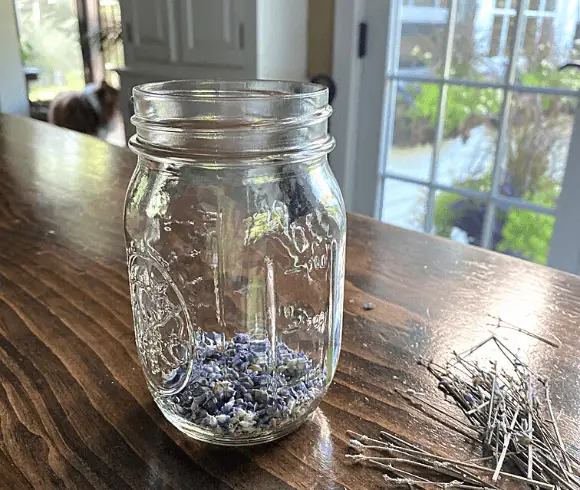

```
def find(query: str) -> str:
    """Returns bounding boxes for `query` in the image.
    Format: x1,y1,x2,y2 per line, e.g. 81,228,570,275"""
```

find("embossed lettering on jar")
124,80,346,445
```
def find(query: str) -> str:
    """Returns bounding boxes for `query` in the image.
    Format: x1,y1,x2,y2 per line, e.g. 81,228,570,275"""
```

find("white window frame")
332,0,580,274
401,7,448,24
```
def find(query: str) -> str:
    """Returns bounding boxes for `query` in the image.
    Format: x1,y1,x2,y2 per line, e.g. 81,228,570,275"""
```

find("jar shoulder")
124,159,346,240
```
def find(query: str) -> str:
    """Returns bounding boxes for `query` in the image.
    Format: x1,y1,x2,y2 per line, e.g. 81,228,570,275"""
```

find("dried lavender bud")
162,332,325,435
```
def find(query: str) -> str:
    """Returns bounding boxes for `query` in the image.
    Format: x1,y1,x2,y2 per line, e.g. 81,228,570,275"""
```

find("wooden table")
0,114,579,489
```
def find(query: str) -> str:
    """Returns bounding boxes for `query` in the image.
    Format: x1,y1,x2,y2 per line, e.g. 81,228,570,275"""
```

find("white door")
179,0,247,67
123,0,178,63
332,0,580,274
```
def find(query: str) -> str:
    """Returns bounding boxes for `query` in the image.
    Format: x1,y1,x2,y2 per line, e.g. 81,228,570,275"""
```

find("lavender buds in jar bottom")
155,333,327,445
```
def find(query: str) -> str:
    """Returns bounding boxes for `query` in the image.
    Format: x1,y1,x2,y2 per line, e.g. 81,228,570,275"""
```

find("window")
489,0,557,59
402,0,449,24
378,0,580,265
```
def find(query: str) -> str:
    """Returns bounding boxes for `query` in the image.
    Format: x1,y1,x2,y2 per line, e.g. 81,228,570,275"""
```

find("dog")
48,80,119,138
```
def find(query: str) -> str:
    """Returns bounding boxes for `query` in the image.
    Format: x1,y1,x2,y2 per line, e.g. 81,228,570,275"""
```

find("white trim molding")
330,0,365,212
549,106,580,275
0,0,28,115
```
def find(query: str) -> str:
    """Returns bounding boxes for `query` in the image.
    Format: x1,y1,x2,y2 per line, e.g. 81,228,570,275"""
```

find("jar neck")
129,80,335,166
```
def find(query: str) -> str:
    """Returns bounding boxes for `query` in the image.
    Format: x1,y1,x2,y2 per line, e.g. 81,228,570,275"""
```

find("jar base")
159,404,315,446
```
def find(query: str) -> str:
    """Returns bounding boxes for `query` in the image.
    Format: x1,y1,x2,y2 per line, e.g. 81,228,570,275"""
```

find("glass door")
15,0,87,102
332,0,580,272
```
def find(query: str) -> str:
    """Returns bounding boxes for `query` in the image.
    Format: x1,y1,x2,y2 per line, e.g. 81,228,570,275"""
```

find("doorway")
15,0,87,103
14,0,125,142
332,0,580,273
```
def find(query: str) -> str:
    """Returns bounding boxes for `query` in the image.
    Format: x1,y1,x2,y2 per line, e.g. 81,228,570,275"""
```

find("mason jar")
124,80,346,445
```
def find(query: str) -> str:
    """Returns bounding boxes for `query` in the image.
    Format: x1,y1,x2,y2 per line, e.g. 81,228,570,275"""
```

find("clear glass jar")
124,80,346,445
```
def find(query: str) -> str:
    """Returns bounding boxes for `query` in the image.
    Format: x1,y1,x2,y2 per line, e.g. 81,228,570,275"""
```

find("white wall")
0,0,28,115
257,0,308,81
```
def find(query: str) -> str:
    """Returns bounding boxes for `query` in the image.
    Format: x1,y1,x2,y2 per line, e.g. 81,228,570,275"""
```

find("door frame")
548,107,580,274
332,0,580,274
84,0,105,84
330,0,365,213
332,0,388,217
76,0,95,84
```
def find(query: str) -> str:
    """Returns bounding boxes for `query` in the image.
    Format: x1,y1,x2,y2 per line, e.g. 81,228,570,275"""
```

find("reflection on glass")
399,3,448,74
399,0,580,89
517,0,580,90
500,93,574,206
495,208,554,264
433,191,490,246
433,189,555,265
381,179,427,232
436,86,503,188
388,83,440,182
449,0,519,82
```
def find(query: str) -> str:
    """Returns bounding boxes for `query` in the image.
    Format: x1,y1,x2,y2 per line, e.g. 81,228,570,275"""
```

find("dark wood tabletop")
0,113,579,489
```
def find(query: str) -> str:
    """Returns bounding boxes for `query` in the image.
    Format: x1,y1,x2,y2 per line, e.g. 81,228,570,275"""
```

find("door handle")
560,62,580,71
310,75,336,105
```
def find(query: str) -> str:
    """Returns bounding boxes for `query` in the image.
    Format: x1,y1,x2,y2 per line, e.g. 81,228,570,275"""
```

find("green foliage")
407,83,502,138
19,40,34,65
16,0,84,100
404,53,580,138
434,173,559,265
497,180,559,265
408,35,575,264
521,60,580,92
18,1,81,73
433,173,491,238
433,191,463,238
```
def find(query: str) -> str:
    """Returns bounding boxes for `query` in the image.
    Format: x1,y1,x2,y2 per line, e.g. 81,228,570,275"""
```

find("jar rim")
133,79,328,102
130,79,333,165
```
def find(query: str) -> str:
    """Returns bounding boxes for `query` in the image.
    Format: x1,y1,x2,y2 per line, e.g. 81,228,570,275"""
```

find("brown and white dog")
48,80,119,138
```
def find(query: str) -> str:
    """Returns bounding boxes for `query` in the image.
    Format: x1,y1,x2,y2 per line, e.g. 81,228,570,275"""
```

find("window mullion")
425,0,459,233
386,74,579,98
377,0,403,220
481,0,530,249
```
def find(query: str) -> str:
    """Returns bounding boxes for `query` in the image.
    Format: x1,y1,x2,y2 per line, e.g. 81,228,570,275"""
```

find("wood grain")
0,114,579,489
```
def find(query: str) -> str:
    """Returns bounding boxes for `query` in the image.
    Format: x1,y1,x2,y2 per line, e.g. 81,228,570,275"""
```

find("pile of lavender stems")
347,322,580,489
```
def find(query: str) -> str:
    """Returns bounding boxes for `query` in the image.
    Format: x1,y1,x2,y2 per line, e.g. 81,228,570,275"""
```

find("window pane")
387,83,440,182
528,0,556,11
517,1,580,90
433,191,488,245
495,208,555,265
499,93,576,207
381,179,427,232
450,0,519,82
399,4,448,74
435,86,503,189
